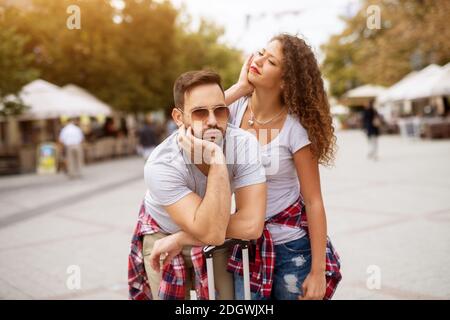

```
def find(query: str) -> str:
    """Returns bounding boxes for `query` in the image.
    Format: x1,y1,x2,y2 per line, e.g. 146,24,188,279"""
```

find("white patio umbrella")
430,63,450,97
4,79,111,120
61,84,112,116
377,64,444,103
344,84,386,99
403,64,447,100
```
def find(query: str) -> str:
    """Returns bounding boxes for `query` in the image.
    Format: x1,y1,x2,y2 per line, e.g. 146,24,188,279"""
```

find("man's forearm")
225,208,264,240
226,211,253,239
225,184,267,240
193,160,231,243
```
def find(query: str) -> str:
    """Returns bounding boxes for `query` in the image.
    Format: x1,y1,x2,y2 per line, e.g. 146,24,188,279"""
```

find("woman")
224,33,341,300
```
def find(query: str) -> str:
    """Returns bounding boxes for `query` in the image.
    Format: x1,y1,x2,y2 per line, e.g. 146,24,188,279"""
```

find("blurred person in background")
87,116,104,142
362,101,381,160
58,117,85,179
165,118,178,137
118,117,129,138
103,117,117,138
137,115,159,160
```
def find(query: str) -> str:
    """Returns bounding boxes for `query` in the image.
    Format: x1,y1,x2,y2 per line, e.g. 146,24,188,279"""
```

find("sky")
170,0,362,57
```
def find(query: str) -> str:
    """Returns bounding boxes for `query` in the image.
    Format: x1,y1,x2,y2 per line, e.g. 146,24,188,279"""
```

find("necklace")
247,100,286,126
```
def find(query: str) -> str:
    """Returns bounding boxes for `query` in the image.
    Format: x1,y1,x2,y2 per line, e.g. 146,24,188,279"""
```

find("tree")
5,0,243,114
0,11,39,116
321,0,450,97
174,18,243,92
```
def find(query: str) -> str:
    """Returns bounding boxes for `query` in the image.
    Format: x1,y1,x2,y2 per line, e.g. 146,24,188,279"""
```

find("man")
128,70,267,300
58,118,84,178
362,101,381,160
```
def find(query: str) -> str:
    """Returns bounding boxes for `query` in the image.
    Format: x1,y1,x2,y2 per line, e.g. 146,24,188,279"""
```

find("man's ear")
171,107,183,127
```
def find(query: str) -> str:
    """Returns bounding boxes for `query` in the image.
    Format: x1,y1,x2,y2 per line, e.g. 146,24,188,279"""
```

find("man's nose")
206,110,217,127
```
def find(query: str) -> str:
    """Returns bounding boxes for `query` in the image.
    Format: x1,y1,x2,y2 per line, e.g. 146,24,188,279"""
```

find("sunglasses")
177,106,229,121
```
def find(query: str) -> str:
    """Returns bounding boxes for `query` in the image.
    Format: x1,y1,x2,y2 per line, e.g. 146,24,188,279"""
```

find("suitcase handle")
202,239,252,300
203,238,250,258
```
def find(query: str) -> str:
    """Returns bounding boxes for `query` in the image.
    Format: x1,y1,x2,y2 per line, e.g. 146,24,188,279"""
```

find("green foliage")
0,0,243,115
321,0,450,97
0,16,39,116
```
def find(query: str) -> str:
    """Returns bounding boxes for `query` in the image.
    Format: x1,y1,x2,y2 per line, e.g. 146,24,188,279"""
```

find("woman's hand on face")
237,54,254,96
298,271,326,300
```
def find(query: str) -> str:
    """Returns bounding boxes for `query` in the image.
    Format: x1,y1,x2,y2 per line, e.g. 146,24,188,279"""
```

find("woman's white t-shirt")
229,97,311,244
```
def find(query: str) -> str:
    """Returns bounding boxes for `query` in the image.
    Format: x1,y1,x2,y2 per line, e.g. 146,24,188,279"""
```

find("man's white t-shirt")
144,124,266,234
228,97,311,244
59,123,84,146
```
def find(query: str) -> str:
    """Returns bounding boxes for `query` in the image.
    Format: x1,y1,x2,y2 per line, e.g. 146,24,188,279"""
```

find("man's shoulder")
60,124,73,135
226,123,257,141
61,124,71,130
226,124,260,153
145,133,185,170
62,123,82,132
225,124,263,172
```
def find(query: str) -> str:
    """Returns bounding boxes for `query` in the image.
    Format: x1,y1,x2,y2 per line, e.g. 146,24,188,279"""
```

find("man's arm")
224,126,267,240
148,230,205,272
164,150,231,246
165,182,266,246
148,182,265,272
225,183,266,240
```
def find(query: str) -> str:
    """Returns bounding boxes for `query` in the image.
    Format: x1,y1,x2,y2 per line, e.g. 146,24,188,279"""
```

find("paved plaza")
0,130,449,299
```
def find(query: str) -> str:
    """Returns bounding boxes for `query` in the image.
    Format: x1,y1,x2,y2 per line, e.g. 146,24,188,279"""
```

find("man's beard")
189,120,226,148
202,127,225,148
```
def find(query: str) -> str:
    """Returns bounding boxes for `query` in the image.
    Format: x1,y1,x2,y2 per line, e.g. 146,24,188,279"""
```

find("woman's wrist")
310,257,326,275
310,269,326,275
228,82,251,98
225,82,252,105
235,82,253,96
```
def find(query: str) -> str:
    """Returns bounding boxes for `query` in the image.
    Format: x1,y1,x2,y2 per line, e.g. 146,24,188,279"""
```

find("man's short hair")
173,70,224,109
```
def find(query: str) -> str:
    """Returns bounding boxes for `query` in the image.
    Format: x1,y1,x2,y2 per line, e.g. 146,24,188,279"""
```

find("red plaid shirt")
128,202,211,300
128,197,341,300
227,196,342,300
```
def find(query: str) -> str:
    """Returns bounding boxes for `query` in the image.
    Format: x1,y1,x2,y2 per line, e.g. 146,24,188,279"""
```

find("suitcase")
196,239,251,300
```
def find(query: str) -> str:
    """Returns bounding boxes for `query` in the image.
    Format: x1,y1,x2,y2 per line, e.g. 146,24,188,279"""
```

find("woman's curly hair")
272,33,336,166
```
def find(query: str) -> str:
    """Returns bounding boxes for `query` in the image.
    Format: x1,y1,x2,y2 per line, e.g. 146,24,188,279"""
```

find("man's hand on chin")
178,125,225,165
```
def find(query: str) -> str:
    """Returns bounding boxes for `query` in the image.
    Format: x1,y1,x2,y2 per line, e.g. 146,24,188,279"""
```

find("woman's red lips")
250,66,261,75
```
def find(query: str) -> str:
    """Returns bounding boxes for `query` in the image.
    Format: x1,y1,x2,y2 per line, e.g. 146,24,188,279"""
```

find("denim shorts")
234,235,312,300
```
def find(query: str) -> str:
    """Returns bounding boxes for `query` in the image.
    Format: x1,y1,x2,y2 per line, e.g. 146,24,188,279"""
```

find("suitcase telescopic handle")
203,239,250,258
202,238,252,300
